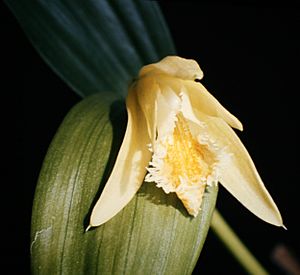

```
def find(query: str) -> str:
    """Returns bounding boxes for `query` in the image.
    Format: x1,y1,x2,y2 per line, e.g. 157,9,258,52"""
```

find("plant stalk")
211,210,269,275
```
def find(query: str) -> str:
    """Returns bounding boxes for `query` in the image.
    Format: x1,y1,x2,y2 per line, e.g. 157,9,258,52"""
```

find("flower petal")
139,56,204,81
155,86,181,139
196,112,283,227
136,77,182,142
184,81,243,131
135,77,158,143
89,87,152,227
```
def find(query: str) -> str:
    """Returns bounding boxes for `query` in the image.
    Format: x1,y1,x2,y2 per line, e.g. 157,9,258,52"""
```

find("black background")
4,2,300,274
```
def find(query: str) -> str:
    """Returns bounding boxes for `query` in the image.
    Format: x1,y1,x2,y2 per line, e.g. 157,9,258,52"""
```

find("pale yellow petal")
136,77,182,142
184,81,243,131
196,112,283,227
139,56,204,81
135,77,158,143
89,86,152,227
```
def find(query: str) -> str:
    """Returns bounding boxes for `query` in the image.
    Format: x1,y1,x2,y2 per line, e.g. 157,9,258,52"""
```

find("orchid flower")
89,56,283,228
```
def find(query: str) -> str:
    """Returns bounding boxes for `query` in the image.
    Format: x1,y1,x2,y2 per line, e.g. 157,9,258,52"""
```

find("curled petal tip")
282,224,288,230
85,225,92,232
236,121,243,132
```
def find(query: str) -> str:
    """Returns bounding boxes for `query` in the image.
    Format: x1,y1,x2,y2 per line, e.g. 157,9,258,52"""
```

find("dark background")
4,2,299,274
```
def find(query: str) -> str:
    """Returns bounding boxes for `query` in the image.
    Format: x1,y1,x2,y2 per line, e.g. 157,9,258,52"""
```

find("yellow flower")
89,56,283,228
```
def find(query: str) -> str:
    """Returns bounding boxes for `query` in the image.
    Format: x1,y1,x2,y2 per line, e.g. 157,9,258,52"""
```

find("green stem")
211,210,269,275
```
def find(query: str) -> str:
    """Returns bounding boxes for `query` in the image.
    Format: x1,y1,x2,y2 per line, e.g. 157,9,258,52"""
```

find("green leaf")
5,0,176,98
31,93,218,275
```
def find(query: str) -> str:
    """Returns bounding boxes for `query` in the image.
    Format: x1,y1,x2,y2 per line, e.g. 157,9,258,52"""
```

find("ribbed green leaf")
31,93,218,275
5,0,176,98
